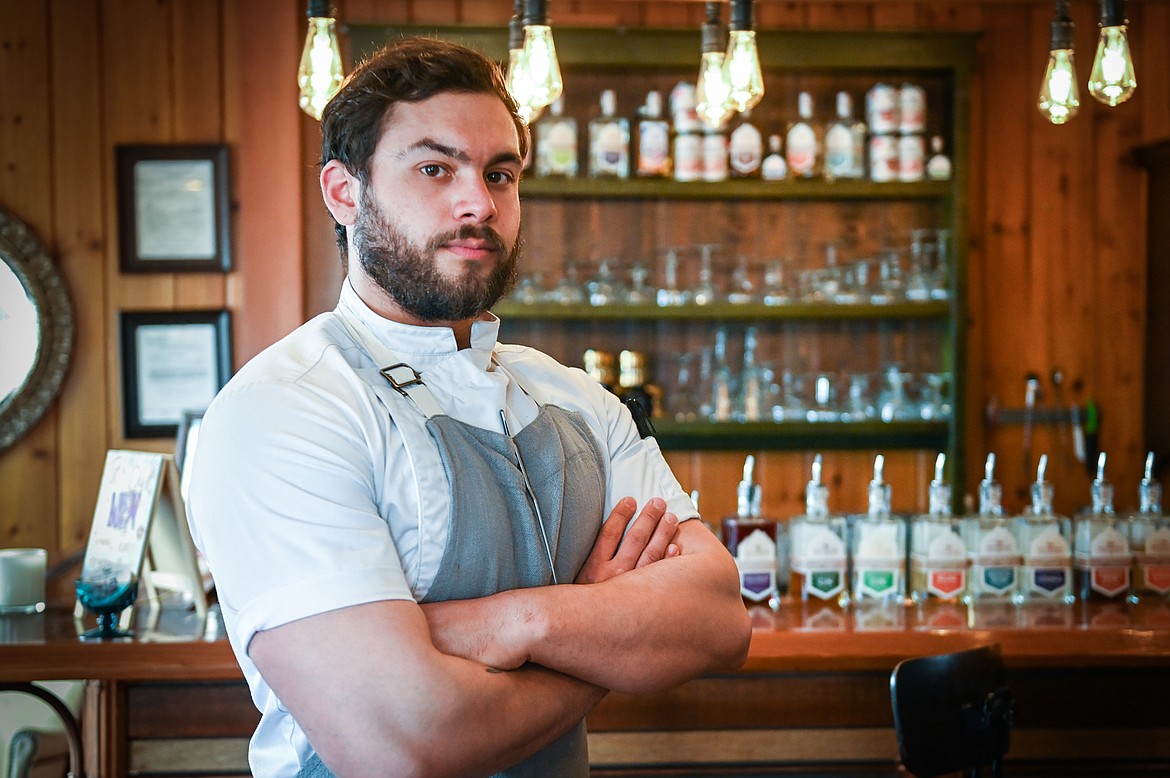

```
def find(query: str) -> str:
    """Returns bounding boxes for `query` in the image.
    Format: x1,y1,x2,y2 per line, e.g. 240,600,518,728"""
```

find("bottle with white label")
721,455,780,610
761,134,788,181
910,454,967,604
1017,454,1075,603
926,135,953,181
701,126,729,182
534,96,578,178
824,91,865,181
588,89,629,178
728,111,764,179
964,453,1022,603
1129,452,1170,602
1074,453,1133,601
851,454,906,605
635,90,671,177
786,91,820,179
671,81,703,182
790,454,849,608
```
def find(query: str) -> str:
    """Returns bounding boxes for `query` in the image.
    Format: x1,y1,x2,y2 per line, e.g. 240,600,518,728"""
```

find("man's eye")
487,171,515,185
420,164,445,177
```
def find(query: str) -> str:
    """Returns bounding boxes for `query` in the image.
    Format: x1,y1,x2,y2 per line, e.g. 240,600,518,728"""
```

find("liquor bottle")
735,326,764,421
617,349,663,419
851,454,906,605
1129,452,1170,602
728,111,764,179
708,326,734,422
785,91,819,179
1017,454,1075,603
588,89,630,178
635,90,671,177
671,81,703,183
965,453,1022,602
701,125,729,182
534,96,578,178
910,453,968,604
926,136,953,181
721,455,780,610
582,349,617,394
898,133,926,182
1073,453,1132,601
789,454,849,608
761,134,788,181
824,91,865,181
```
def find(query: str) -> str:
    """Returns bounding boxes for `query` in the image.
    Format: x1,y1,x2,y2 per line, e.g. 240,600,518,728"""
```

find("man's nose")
453,175,497,223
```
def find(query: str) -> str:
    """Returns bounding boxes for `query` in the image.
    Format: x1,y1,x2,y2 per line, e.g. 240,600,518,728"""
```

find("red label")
1146,565,1170,593
929,570,965,596
1091,567,1129,597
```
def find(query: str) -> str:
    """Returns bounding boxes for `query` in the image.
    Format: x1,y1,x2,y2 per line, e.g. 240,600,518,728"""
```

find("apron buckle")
381,363,425,395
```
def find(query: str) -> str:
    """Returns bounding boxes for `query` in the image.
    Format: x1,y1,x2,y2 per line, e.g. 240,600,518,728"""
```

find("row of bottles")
719,451,1170,612
532,85,951,184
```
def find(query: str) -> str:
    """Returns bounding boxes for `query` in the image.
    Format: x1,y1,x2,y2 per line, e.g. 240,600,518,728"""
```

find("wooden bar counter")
3,599,1169,777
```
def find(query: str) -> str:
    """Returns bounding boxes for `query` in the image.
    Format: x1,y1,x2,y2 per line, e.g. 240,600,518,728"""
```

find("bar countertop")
3,598,1169,683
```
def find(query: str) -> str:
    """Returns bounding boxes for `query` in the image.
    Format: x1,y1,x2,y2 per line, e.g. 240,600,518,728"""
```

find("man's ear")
321,160,359,226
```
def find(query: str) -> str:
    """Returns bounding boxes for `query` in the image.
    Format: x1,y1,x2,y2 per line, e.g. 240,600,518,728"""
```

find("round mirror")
0,206,74,450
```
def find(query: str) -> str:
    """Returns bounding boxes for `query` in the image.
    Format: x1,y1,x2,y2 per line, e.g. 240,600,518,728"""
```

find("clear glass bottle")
726,254,756,305
926,135,953,181
709,326,734,422
671,81,703,183
656,249,690,307
721,455,780,610
1129,452,1170,602
534,96,578,178
1074,453,1133,601
824,91,865,181
965,453,1022,603
789,454,850,608
761,134,788,181
692,244,721,305
624,262,655,305
728,110,764,179
785,91,820,180
910,454,968,604
851,454,906,605
1017,454,1075,603
588,89,630,178
635,90,671,177
586,258,623,306
735,326,764,422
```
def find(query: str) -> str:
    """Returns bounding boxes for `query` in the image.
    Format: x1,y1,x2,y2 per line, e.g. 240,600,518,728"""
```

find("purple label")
743,572,772,595
1034,568,1066,592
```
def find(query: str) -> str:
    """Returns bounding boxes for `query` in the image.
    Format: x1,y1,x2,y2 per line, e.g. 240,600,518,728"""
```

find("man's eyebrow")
397,139,470,162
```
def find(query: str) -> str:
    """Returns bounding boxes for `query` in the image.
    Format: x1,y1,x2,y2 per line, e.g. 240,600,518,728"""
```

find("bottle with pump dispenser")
1129,452,1170,602
824,91,865,181
910,454,967,604
789,454,849,609
1017,454,1074,603
965,453,1022,603
1074,453,1133,601
850,455,906,605
588,90,630,178
720,455,780,611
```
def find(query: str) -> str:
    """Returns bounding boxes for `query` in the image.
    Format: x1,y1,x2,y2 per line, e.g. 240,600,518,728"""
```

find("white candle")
0,548,47,613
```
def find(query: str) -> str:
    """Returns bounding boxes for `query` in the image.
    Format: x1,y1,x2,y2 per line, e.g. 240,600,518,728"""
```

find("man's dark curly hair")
320,36,528,262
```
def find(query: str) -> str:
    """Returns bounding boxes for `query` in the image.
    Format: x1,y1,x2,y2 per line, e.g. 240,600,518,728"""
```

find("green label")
862,570,896,594
982,566,1015,592
809,571,842,598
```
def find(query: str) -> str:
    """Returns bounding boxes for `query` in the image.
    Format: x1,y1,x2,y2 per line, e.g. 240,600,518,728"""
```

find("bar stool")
890,643,1014,778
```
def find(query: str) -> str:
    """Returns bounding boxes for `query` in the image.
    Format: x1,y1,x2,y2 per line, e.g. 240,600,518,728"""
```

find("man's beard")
352,193,520,323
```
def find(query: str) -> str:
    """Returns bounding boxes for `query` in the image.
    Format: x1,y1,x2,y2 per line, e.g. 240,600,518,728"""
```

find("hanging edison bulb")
1037,1,1080,125
723,0,765,113
520,0,563,112
505,4,543,123
1087,0,1136,106
695,2,735,129
297,0,345,120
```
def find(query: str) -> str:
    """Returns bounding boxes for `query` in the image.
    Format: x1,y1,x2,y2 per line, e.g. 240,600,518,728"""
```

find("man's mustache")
427,225,509,254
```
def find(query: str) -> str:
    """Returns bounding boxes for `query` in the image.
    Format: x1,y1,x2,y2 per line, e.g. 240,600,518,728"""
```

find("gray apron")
299,313,606,777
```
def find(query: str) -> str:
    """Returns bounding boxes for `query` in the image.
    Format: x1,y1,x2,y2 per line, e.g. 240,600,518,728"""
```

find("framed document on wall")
119,310,231,438
115,144,232,273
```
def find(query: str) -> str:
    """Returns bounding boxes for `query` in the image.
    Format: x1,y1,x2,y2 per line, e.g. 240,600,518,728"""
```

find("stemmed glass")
75,572,139,640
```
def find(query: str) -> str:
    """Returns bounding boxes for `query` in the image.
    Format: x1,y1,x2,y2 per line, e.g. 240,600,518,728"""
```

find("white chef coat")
186,278,697,777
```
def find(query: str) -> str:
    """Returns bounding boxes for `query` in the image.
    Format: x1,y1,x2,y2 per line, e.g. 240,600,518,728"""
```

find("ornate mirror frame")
0,207,74,450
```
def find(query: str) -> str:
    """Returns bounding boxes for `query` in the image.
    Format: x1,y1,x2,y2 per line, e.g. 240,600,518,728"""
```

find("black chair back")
890,643,1014,778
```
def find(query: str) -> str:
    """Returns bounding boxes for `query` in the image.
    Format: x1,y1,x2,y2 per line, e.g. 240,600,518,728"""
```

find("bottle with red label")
1129,452,1170,603
1017,454,1075,604
910,453,968,604
1074,453,1133,601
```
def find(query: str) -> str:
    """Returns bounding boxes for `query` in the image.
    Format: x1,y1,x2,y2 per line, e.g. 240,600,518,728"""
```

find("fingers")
584,496,637,567
608,497,667,572
635,511,679,569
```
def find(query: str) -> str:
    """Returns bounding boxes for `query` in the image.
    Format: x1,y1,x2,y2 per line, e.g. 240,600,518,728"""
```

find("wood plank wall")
2,0,1168,570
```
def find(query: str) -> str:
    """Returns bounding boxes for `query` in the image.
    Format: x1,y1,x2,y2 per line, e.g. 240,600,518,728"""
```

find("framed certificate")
119,310,232,438
115,144,232,273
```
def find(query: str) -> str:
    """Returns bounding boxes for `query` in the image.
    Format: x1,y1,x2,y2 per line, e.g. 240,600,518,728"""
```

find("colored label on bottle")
1030,566,1067,594
808,570,843,599
859,569,897,598
1143,564,1170,593
735,528,778,603
1090,566,1130,597
979,565,1016,594
928,569,965,598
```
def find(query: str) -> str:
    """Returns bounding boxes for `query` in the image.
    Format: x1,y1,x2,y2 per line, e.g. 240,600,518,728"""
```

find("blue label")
1034,568,1066,592
983,567,1016,590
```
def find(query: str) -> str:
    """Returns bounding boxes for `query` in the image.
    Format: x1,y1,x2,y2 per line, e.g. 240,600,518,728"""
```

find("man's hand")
574,496,680,584
421,497,682,669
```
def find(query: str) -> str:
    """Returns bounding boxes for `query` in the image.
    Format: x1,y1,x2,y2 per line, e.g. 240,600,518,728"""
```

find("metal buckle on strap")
380,363,424,395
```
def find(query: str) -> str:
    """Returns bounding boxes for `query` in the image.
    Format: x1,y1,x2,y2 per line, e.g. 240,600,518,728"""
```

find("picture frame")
119,310,232,439
115,144,232,273
174,408,206,505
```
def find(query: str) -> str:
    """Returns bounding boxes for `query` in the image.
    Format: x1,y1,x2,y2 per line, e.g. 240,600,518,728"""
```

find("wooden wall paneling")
756,2,809,30
49,0,112,552
976,4,1039,513
0,2,59,550
459,0,510,26
1024,3,1096,508
806,2,873,30
916,1,984,31
870,2,919,30
233,0,305,364
411,0,460,24
343,0,414,25
1139,3,1170,141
